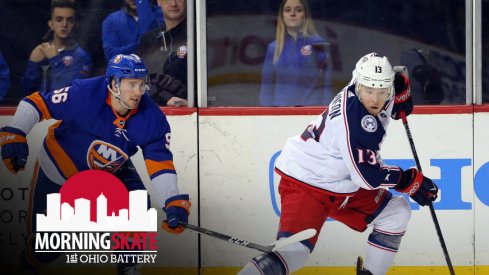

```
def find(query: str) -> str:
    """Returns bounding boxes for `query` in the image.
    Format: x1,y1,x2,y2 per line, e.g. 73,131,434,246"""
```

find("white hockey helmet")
352,52,395,99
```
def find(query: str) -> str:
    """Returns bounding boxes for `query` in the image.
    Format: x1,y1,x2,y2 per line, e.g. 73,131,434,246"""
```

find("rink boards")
0,107,487,274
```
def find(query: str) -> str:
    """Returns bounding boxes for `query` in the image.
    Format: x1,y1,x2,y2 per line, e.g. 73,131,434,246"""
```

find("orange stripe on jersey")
26,92,52,120
0,132,27,146
145,159,175,177
92,149,111,164
45,121,79,178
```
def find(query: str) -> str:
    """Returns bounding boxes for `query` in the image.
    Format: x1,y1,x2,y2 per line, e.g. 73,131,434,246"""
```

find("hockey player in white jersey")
238,52,439,275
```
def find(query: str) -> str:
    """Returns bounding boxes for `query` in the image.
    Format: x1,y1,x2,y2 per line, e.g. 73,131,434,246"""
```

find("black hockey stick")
399,112,455,275
181,222,316,253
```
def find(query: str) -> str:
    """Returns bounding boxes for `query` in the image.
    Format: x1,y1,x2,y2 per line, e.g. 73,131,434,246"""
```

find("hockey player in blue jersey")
0,54,190,274
238,52,439,275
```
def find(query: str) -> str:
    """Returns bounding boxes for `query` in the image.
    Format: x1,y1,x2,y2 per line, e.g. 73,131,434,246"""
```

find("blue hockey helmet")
106,54,149,87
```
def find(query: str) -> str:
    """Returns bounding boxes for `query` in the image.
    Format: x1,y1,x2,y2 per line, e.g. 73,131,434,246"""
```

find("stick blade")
271,228,317,252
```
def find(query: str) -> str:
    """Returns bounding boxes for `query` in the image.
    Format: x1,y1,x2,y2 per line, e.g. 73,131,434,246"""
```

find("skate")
356,256,373,275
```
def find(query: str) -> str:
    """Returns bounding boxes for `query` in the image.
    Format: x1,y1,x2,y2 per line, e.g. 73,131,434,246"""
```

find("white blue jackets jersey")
275,83,403,195
19,76,177,205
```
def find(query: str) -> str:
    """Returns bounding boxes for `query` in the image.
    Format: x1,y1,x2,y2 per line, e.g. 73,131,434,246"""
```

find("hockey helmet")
106,54,149,90
352,52,395,99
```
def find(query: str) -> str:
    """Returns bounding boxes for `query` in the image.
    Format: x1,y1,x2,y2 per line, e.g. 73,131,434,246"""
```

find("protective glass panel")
206,0,466,106
0,0,190,107
483,0,489,103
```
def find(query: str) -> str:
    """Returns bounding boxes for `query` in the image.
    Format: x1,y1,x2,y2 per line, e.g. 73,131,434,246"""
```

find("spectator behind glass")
400,49,445,105
260,0,333,107
20,0,92,94
138,0,187,107
102,0,162,60
0,51,9,102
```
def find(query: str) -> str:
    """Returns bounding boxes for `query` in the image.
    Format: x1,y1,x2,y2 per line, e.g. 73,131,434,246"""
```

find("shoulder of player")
131,98,170,140
137,95,168,121
68,76,106,102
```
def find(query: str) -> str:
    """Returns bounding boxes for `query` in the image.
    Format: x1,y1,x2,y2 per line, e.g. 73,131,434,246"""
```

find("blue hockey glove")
162,194,191,234
391,72,413,120
395,168,438,206
0,127,28,174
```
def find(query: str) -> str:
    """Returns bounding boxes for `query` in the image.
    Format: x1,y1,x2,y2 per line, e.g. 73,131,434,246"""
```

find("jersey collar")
106,91,138,129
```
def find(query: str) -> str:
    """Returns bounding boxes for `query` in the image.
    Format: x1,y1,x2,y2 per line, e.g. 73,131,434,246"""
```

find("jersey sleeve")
141,115,179,208
337,95,402,189
22,81,83,122
140,116,176,179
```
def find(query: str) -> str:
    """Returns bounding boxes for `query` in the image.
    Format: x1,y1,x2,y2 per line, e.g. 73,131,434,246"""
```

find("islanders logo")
177,45,187,58
113,54,123,63
35,170,158,264
301,45,312,56
62,56,73,66
86,140,128,173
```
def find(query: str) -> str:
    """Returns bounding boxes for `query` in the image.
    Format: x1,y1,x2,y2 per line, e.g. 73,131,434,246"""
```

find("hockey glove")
162,194,191,234
395,168,438,206
391,71,414,120
0,126,28,174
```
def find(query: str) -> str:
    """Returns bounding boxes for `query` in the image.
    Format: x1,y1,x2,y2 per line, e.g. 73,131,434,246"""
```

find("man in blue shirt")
102,0,162,60
21,0,92,94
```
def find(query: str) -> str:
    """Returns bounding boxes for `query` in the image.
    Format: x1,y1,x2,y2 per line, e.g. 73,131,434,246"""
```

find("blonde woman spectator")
260,0,332,106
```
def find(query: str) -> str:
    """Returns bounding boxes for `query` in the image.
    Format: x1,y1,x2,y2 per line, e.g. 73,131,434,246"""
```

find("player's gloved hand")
162,194,191,234
395,168,438,206
0,126,29,174
391,70,413,120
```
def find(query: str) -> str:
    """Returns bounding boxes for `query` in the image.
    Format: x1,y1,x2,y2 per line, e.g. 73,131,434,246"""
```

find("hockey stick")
181,222,316,253
399,111,455,275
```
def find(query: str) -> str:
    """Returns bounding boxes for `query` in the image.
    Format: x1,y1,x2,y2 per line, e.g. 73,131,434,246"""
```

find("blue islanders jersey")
275,82,403,195
22,76,175,187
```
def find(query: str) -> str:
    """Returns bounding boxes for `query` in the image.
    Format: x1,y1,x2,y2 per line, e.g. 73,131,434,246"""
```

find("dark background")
0,0,122,105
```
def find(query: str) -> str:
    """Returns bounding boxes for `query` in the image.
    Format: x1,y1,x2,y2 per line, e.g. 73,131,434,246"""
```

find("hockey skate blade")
270,229,317,252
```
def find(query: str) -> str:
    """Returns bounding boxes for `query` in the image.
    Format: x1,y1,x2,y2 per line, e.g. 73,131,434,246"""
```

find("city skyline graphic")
37,190,157,232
